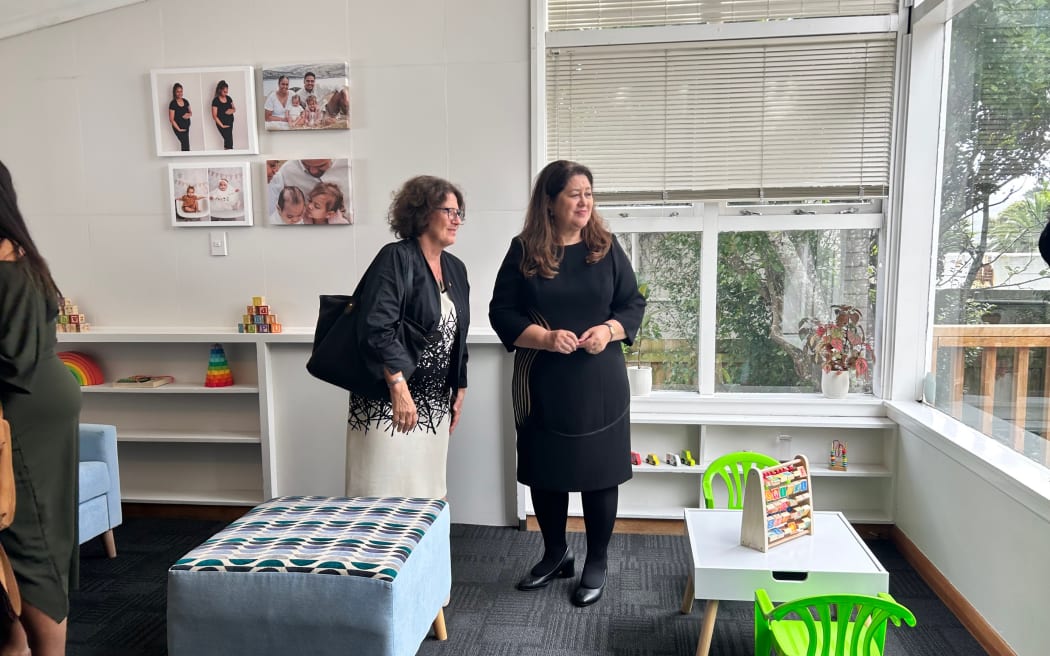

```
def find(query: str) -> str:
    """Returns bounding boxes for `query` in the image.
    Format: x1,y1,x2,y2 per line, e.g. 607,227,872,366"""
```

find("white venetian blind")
548,0,899,30
546,36,896,200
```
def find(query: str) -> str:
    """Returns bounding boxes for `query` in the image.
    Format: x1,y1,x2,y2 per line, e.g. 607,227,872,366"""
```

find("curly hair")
519,160,611,278
388,176,464,239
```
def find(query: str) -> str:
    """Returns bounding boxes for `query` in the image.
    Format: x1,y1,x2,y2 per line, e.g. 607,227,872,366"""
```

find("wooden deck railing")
930,324,1050,454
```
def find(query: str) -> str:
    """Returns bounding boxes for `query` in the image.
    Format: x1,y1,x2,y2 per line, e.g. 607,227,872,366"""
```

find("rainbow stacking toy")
204,344,234,387
58,351,104,386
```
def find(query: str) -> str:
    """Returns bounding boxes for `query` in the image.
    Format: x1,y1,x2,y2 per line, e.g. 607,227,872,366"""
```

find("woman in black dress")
489,160,645,607
168,82,192,151
0,161,80,655
211,80,236,150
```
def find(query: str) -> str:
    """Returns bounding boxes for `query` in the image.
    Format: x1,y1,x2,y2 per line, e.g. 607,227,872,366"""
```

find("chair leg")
431,609,447,641
102,529,117,558
680,573,695,613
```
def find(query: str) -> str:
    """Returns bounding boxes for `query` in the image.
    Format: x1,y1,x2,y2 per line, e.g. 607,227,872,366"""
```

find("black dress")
490,237,645,492
211,96,235,149
0,262,80,621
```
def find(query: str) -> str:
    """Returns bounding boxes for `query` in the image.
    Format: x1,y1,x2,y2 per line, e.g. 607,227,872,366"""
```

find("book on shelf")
112,375,175,389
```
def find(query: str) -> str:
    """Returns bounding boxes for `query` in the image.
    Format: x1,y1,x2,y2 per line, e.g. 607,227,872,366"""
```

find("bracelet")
387,374,405,388
603,322,615,338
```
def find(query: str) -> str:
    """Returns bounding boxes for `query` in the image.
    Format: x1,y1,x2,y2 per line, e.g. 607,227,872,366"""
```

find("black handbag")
306,252,435,399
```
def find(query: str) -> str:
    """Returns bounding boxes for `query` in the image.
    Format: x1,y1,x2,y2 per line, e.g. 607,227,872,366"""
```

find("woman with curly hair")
344,175,470,498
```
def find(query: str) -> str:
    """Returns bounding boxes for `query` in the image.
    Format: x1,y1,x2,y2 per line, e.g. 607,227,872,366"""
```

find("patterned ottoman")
167,496,451,656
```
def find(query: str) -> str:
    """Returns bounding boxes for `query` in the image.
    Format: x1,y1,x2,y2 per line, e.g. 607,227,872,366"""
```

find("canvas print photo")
260,62,350,131
151,66,259,156
169,163,253,227
265,158,353,225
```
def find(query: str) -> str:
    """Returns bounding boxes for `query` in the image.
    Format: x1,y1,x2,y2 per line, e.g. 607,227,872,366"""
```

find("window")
932,0,1050,464
538,0,896,394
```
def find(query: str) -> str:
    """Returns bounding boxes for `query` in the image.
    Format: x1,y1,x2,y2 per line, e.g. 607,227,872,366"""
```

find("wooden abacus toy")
56,297,91,333
739,454,814,553
238,296,283,334
829,440,848,471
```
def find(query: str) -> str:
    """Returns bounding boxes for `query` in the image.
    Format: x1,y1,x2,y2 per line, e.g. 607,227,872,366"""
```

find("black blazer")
355,239,469,392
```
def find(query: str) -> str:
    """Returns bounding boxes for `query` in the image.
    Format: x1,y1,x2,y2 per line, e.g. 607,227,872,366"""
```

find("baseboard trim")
525,515,686,535
121,503,249,522
891,527,1015,656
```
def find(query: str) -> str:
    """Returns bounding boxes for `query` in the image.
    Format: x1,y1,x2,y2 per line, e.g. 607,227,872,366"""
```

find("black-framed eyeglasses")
435,207,466,222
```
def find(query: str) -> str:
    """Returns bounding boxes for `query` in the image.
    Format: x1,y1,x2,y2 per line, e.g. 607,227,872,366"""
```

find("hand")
388,380,417,433
545,329,579,354
450,388,466,433
578,325,611,355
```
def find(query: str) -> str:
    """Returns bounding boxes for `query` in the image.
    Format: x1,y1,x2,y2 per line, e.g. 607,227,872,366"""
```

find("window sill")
885,400,1050,522
630,391,886,419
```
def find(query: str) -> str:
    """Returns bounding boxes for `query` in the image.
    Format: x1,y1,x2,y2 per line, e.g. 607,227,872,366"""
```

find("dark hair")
519,160,611,278
278,75,289,85
309,182,345,213
388,176,464,239
171,82,183,100
277,186,305,211
303,72,316,81
0,161,60,298
214,80,229,98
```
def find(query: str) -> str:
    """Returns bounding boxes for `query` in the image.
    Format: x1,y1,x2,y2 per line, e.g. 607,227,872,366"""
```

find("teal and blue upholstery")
78,423,122,557
167,496,451,656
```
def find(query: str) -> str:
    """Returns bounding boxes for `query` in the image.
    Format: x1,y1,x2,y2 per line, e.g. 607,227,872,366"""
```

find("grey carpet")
67,518,987,655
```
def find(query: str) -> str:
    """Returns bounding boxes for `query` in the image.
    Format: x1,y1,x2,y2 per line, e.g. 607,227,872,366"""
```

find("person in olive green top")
0,160,80,656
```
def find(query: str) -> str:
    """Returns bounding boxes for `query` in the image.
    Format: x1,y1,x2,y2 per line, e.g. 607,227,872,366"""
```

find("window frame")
531,0,898,396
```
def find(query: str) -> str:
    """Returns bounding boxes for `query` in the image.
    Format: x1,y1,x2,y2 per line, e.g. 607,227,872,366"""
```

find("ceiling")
0,0,144,40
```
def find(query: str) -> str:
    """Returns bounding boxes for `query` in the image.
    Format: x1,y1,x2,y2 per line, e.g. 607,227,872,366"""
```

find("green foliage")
988,181,1050,252
938,0,1050,295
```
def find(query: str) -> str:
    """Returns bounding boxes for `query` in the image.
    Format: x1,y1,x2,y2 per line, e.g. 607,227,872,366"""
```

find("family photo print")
260,62,350,131
265,158,352,225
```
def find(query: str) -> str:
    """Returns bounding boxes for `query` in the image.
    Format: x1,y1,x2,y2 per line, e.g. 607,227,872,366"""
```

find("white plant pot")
821,370,850,399
627,366,653,397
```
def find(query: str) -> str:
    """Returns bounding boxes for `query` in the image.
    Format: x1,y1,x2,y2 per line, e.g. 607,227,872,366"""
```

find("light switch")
209,231,228,256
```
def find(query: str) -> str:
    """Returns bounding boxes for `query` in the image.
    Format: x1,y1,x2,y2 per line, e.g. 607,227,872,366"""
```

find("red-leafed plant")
798,305,873,376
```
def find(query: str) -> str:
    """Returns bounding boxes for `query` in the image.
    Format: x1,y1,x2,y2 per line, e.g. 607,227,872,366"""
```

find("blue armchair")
79,424,122,557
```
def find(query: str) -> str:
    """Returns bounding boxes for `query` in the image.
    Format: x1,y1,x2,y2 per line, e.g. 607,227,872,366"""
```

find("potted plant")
625,283,656,396
798,305,873,399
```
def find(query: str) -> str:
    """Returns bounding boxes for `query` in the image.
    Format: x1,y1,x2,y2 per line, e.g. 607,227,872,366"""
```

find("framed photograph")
169,163,253,227
260,62,350,131
151,66,259,156
265,158,353,225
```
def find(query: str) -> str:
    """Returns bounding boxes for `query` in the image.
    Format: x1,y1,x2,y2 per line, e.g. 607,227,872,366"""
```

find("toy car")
645,453,661,466
680,449,696,466
665,452,681,466
630,451,642,466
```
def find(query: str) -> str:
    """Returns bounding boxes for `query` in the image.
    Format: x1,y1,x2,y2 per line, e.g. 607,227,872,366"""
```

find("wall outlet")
209,231,228,256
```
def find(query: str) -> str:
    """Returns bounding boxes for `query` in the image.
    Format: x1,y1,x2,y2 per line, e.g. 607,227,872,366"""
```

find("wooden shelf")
632,464,703,474
117,429,261,444
82,383,259,394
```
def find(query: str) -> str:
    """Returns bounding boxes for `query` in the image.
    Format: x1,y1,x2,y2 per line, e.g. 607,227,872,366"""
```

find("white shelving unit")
527,395,898,525
57,328,313,506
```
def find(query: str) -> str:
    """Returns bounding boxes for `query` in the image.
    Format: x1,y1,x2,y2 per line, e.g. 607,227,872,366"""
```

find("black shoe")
571,569,607,607
516,549,575,591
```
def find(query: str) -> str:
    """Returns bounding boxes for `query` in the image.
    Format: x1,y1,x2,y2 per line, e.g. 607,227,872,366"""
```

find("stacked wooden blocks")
238,296,282,333
56,297,90,333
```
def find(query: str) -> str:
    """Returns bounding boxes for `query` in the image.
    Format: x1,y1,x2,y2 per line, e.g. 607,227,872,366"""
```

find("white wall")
891,405,1050,656
0,0,530,525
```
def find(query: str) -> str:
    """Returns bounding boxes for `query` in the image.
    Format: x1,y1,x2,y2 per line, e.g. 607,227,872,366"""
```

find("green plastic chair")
702,450,780,510
682,451,779,614
754,589,917,656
